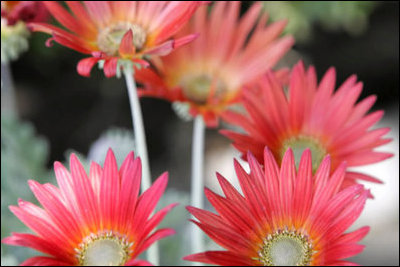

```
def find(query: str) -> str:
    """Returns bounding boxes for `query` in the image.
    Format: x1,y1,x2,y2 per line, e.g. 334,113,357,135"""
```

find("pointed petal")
183,251,257,266
131,173,168,235
143,40,174,56
103,57,119,78
119,30,135,58
20,256,72,266
99,149,120,230
174,33,199,49
132,228,175,259
279,149,296,222
77,57,100,77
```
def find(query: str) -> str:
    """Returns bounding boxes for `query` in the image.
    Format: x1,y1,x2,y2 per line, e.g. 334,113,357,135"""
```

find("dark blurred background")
1,1,399,266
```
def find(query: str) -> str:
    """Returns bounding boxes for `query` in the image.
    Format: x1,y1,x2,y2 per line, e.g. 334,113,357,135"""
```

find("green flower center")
180,74,226,105
259,229,313,266
281,135,326,172
77,232,132,266
98,22,146,56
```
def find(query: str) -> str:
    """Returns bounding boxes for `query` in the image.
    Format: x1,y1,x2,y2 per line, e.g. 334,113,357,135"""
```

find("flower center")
281,135,326,172
180,74,226,105
77,232,132,266
97,22,146,56
259,229,313,266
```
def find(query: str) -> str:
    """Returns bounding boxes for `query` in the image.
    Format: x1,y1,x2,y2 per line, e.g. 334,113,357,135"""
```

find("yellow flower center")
259,229,313,266
180,74,226,105
281,135,326,172
97,22,146,56
77,232,132,266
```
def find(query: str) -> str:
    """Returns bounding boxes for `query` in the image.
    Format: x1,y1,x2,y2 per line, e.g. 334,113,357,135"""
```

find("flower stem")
190,115,205,265
123,66,159,265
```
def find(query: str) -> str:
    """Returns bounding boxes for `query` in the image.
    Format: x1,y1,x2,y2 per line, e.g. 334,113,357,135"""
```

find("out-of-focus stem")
190,115,205,266
123,66,159,265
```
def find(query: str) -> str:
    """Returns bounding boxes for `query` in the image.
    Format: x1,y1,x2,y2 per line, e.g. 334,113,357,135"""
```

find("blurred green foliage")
262,1,377,42
1,115,50,264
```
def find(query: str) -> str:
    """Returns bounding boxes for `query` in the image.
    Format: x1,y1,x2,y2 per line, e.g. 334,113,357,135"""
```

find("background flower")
136,1,294,127
29,1,205,77
1,1,48,63
222,61,392,192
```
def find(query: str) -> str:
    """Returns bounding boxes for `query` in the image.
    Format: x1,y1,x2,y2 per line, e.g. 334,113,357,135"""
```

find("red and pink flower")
29,1,205,77
3,149,176,266
136,2,294,127
185,148,370,266
1,1,48,25
222,61,392,190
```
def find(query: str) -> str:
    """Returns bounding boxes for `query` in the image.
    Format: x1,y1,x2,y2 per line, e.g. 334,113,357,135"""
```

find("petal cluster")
135,2,294,127
185,148,370,266
1,1,48,25
222,61,392,190
29,1,205,77
3,149,176,266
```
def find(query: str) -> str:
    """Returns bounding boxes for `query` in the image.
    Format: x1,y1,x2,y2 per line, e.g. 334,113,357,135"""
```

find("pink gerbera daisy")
222,61,392,190
2,149,176,266
135,1,294,127
185,148,370,266
28,1,205,77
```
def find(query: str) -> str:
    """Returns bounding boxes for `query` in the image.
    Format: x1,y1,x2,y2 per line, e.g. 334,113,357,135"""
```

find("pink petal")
99,149,120,230
20,256,72,266
143,40,174,56
138,203,178,242
345,171,383,184
131,173,169,235
125,259,153,266
292,149,313,226
69,153,99,233
28,180,81,243
43,2,92,38
2,233,72,262
174,33,199,49
132,228,175,260
279,148,296,221
119,29,135,57
188,220,253,255
183,251,257,266
77,57,100,77
103,57,119,78
118,153,141,232
83,1,112,28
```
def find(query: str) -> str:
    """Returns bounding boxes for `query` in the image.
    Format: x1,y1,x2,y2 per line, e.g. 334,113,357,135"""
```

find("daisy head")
185,148,370,266
2,149,176,266
222,61,392,191
136,2,294,127
28,1,206,77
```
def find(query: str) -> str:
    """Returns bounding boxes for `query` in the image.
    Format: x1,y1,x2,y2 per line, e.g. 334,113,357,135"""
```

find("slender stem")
123,67,159,265
1,62,17,116
190,115,205,265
